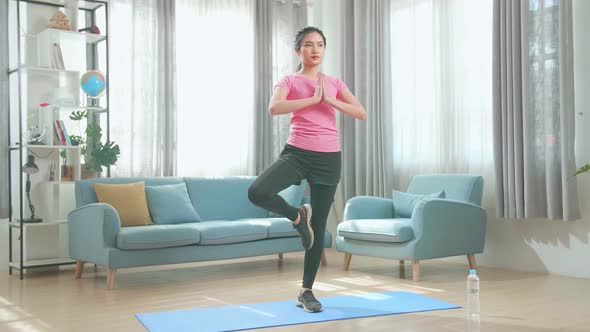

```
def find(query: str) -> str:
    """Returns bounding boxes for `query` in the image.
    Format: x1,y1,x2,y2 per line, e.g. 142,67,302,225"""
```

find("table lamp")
22,155,43,223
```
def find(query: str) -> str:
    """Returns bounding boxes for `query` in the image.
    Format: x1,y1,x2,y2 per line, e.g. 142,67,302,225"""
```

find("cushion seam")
201,231,267,240
339,230,401,237
119,239,197,249
119,237,198,244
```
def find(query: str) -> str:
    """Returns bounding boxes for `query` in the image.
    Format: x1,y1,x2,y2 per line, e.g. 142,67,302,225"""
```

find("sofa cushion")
76,177,185,208
190,220,268,245
145,183,202,224
183,177,269,221
337,219,414,243
240,218,299,239
392,190,445,218
93,181,153,227
117,224,200,250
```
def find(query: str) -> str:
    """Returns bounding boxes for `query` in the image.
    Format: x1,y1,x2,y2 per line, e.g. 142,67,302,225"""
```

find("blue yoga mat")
136,291,460,332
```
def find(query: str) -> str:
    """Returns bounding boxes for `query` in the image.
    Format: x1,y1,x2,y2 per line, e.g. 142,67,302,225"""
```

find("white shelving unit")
38,27,106,45
13,65,79,75
7,0,109,277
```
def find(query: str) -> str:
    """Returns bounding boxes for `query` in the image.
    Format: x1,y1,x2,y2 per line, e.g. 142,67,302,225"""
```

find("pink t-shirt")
275,73,348,153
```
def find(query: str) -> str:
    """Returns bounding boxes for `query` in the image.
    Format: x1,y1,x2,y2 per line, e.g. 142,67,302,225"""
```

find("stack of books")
53,120,72,145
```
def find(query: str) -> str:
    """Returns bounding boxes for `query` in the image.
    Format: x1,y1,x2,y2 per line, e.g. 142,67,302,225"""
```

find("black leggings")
248,146,340,289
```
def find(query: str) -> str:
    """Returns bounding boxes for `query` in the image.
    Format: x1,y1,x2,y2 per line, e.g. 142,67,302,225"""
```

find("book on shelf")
53,120,71,145
59,120,72,145
52,122,61,145
50,43,65,70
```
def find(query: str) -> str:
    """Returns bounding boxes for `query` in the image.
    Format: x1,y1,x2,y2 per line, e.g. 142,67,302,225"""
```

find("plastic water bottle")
467,269,480,321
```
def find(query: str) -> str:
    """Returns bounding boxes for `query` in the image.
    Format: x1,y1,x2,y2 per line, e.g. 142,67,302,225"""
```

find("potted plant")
576,163,590,176
65,110,120,178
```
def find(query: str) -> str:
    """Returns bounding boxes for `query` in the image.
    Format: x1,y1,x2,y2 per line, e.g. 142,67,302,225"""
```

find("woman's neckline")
294,72,320,82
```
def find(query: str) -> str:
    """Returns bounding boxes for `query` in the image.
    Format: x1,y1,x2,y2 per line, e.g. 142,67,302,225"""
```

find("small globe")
80,70,106,98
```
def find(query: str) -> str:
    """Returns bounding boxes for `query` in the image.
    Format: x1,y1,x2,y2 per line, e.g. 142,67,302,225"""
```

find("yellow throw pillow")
93,181,153,227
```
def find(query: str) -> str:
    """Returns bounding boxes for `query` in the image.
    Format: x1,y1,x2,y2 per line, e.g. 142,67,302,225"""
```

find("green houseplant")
576,163,590,176
63,110,120,177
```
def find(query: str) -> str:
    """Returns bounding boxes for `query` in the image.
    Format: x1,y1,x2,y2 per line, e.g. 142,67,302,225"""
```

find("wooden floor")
1,249,589,332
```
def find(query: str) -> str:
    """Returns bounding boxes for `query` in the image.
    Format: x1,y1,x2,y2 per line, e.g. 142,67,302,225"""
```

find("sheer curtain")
109,0,177,177
493,0,579,220
307,0,346,218
339,0,394,201
390,0,495,206
270,0,307,158
175,0,255,176
253,0,307,173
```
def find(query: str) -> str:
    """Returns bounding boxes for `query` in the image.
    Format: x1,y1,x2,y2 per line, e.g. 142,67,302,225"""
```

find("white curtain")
270,0,308,158
493,0,579,220
390,0,495,206
253,0,307,173
306,0,346,219
175,0,255,176
109,0,177,177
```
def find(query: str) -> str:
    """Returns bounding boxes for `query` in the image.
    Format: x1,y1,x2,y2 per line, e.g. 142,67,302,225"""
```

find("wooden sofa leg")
106,269,116,290
399,260,405,269
321,251,327,267
467,254,477,270
75,260,84,279
278,253,283,262
344,253,352,271
412,260,420,282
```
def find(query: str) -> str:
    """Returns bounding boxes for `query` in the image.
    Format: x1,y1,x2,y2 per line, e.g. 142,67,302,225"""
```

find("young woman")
248,27,366,313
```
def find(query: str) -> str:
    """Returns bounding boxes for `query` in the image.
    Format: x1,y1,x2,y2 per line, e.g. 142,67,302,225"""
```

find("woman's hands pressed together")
315,73,366,120
315,73,336,107
313,73,325,104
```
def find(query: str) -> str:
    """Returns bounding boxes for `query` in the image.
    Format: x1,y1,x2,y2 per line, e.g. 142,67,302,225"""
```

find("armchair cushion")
392,190,445,218
337,218,413,243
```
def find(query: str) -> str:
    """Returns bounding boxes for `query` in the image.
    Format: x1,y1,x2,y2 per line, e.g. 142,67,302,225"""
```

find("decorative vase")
61,165,74,181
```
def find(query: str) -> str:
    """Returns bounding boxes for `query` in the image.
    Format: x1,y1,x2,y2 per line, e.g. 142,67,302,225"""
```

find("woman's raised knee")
248,184,271,205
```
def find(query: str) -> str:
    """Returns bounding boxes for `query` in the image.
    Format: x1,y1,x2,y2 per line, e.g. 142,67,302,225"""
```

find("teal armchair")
336,174,486,281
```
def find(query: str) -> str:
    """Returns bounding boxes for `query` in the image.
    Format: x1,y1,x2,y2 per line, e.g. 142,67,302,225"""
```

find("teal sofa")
336,174,486,281
68,177,332,289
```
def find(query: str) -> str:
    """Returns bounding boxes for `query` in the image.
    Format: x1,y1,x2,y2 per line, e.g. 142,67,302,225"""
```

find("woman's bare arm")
268,86,321,116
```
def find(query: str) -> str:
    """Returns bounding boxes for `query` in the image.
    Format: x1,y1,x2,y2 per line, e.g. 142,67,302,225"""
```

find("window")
389,0,494,190
175,0,255,176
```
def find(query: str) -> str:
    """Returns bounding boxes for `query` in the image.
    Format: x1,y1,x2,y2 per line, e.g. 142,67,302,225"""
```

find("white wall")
443,0,590,279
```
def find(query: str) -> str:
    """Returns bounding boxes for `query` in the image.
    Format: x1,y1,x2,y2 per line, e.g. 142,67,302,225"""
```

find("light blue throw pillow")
392,190,446,218
145,183,201,224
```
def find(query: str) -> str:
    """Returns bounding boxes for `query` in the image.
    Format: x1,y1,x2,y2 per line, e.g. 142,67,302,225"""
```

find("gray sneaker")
293,204,313,250
296,289,323,312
